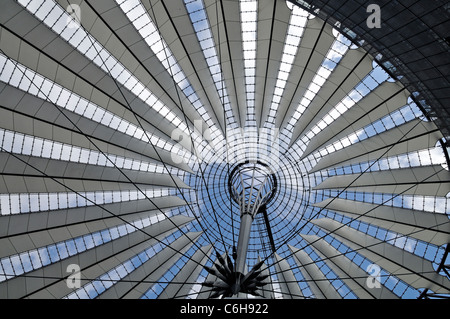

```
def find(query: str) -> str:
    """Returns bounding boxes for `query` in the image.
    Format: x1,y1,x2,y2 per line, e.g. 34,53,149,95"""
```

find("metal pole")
235,213,254,274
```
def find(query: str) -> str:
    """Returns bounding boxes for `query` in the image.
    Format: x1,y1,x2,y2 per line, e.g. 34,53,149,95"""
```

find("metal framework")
0,0,448,299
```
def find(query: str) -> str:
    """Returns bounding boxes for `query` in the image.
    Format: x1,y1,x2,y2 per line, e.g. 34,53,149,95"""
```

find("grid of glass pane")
281,31,352,147
17,0,198,161
324,189,450,215
116,0,221,152
140,244,198,299
0,54,189,160
0,188,174,215
240,0,258,128
0,212,170,282
64,225,189,299
0,0,446,300
264,5,309,128
0,128,178,175
313,100,423,159
293,62,393,154
184,0,238,130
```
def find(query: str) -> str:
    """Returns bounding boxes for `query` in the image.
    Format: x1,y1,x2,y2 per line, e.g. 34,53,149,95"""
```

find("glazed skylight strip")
185,257,214,299
325,209,443,260
116,0,221,151
321,210,445,280
292,63,392,154
0,128,177,174
328,147,447,177
184,0,238,129
0,54,190,161
64,226,189,299
315,102,423,158
283,32,352,138
328,190,449,214
140,244,198,298
288,252,356,298
240,0,258,127
0,213,169,282
264,6,309,128
0,188,174,215
316,233,419,298
17,0,197,159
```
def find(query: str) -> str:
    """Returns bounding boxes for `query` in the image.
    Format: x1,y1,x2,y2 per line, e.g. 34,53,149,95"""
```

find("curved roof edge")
289,0,450,139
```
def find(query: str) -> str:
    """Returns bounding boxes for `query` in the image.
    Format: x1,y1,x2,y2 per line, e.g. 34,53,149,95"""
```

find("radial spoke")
0,0,448,300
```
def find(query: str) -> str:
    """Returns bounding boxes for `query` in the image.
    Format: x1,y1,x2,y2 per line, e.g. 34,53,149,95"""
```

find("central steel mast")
203,161,277,298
